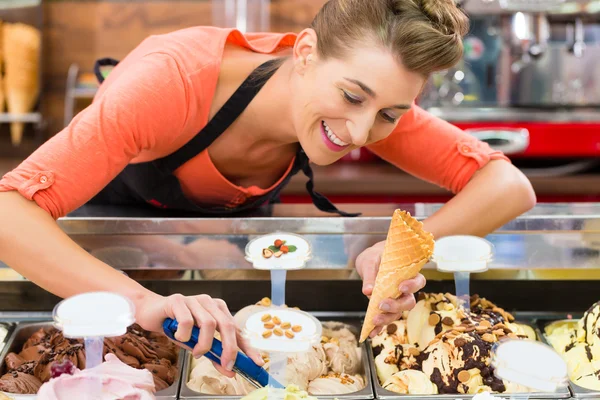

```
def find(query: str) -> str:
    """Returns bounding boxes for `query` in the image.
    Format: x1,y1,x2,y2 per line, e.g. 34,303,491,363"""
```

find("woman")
0,0,535,376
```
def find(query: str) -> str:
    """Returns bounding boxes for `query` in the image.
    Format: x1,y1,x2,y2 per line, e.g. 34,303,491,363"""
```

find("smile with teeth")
322,121,350,147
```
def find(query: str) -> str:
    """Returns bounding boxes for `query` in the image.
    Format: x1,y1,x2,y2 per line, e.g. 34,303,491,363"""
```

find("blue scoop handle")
162,318,281,388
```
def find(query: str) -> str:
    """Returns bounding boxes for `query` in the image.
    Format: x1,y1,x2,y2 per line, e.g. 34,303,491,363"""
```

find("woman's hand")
135,293,263,377
355,240,426,336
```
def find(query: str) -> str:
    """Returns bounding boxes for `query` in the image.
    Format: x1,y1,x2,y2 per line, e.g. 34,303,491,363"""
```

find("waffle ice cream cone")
3,22,41,146
359,210,434,342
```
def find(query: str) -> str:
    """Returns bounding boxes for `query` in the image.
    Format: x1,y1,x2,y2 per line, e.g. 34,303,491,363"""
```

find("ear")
293,28,318,74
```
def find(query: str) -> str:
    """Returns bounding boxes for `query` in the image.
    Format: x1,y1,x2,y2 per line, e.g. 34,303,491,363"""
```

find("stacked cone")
0,20,3,115
359,209,435,342
3,22,41,146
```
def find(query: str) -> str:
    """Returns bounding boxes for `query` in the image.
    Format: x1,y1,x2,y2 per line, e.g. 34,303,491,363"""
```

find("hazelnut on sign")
274,239,284,248
262,249,273,258
280,245,289,254
274,251,283,258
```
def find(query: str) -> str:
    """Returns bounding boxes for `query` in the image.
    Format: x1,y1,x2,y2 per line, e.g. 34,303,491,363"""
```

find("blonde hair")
310,0,469,77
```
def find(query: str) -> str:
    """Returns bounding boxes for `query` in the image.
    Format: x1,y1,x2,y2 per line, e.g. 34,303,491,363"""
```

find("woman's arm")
0,53,261,374
421,159,535,238
358,106,536,335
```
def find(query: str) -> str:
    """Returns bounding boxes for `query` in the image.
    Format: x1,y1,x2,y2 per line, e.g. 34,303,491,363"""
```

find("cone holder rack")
0,0,44,148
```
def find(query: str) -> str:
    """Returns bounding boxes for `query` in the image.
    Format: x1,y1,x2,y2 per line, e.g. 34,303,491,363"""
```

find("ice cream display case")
0,203,599,399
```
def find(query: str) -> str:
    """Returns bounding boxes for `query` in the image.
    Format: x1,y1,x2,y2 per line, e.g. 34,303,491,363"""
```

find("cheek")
369,123,399,144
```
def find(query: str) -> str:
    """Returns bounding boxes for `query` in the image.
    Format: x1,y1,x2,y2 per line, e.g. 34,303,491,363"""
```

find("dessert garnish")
260,313,301,339
261,239,298,258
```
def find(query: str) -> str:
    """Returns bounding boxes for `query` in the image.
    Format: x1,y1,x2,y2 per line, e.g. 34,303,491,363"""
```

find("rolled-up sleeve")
0,52,190,219
367,105,509,194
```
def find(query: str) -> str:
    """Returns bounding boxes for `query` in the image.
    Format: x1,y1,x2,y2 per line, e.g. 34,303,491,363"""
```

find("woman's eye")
380,112,397,123
342,90,363,105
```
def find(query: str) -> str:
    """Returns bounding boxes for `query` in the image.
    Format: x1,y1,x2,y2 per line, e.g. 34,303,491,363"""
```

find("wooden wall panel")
5,0,329,148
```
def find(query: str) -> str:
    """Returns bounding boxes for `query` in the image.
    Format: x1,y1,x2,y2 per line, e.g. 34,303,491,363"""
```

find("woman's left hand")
355,240,426,336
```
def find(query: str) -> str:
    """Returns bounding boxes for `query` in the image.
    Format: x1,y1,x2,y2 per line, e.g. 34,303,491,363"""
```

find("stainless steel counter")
47,202,600,272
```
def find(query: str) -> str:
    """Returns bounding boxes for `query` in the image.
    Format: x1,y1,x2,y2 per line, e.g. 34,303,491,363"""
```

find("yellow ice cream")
545,302,600,390
382,370,437,394
241,384,319,400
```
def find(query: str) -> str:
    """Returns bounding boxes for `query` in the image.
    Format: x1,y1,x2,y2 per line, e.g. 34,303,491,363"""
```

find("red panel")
280,194,600,204
453,122,600,157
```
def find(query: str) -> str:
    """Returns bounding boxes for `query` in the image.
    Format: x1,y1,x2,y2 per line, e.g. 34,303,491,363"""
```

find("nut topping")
428,313,441,326
285,331,295,339
262,249,273,258
458,370,471,383
482,333,496,343
264,323,275,329
259,297,272,307
292,325,302,333
261,314,272,322
281,322,291,330
272,316,281,325
262,331,273,338
442,317,454,326
273,328,283,337
408,347,421,357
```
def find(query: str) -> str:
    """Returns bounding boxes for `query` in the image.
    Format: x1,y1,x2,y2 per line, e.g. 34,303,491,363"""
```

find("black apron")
89,57,360,217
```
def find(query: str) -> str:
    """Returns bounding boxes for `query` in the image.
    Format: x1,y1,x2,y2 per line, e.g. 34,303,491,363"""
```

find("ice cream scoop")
163,318,282,389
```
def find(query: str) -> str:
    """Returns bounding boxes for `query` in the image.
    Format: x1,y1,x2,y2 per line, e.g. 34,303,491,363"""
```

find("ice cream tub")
0,321,185,399
179,317,374,400
0,323,15,357
369,320,572,400
537,318,600,399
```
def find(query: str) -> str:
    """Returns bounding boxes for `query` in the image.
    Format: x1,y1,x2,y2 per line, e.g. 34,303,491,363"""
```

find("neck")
241,58,299,148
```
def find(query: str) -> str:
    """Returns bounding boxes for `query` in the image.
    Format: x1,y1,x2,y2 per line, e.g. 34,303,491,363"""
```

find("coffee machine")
419,0,600,172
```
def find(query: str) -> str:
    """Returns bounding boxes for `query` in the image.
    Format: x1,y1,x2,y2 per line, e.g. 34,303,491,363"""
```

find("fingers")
378,294,417,317
237,332,264,366
213,299,264,367
399,274,426,295
184,297,218,359
369,326,383,339
197,296,238,374
356,246,383,297
372,294,417,331
170,294,194,343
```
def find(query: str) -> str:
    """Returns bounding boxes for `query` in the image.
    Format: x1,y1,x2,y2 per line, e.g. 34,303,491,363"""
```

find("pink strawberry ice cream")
36,354,156,399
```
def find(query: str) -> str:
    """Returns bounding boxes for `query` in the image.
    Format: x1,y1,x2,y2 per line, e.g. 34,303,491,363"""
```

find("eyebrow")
344,77,412,110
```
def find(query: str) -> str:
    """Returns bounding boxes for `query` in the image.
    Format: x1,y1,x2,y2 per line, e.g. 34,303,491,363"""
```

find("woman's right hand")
135,292,263,377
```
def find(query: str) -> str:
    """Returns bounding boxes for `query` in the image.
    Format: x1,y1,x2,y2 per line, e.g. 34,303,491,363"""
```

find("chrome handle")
464,128,530,155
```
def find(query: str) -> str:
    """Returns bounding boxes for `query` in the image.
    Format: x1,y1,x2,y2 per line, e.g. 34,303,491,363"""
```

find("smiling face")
289,31,427,166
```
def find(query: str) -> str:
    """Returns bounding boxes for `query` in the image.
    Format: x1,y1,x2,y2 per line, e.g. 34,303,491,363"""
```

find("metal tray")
369,320,572,399
179,316,374,400
0,321,184,399
537,318,600,399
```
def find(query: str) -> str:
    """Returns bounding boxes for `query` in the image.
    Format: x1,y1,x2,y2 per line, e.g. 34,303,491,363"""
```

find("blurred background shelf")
0,113,42,125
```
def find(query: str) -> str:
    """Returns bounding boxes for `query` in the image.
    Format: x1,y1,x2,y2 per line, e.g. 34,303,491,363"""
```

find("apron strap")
94,58,120,84
299,151,361,217
157,59,282,173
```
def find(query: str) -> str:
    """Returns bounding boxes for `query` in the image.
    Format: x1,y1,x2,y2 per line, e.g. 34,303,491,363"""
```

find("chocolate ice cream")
372,293,537,395
0,324,178,394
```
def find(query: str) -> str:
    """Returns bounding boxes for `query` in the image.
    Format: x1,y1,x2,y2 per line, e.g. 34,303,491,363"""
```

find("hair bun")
409,0,469,37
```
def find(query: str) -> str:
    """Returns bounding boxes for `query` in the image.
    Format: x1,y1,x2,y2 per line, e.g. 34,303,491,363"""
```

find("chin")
301,147,345,166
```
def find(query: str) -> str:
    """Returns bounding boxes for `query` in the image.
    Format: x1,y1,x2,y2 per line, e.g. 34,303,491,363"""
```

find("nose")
346,113,375,147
